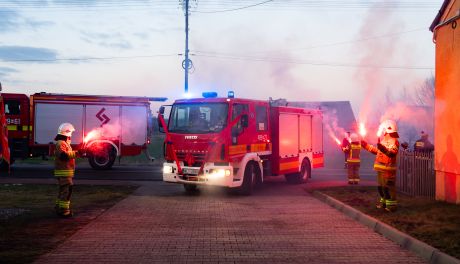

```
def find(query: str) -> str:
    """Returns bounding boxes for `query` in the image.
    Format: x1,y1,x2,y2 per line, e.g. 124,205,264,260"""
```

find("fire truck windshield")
168,103,228,134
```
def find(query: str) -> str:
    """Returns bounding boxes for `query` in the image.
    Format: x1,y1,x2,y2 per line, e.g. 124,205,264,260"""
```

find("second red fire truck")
1,92,166,170
159,92,324,194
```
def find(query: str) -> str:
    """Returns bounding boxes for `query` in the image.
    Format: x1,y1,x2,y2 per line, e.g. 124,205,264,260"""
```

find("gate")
397,150,435,198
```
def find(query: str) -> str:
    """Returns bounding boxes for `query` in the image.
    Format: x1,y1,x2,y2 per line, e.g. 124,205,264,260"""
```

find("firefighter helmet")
381,120,399,138
350,133,359,142
58,123,75,137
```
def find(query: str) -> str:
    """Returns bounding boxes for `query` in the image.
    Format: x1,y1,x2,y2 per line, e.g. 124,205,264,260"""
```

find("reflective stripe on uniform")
68,151,76,159
54,169,75,177
374,163,397,171
385,199,398,206
57,200,70,209
347,159,360,163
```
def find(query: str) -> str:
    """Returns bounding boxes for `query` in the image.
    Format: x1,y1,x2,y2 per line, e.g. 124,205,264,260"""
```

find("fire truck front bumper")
162,162,241,188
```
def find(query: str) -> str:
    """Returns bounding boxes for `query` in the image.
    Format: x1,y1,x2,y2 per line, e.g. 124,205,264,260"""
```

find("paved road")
4,163,162,181
35,179,424,264
5,163,375,184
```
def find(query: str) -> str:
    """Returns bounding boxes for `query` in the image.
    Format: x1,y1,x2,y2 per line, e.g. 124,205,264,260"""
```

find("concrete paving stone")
35,181,427,263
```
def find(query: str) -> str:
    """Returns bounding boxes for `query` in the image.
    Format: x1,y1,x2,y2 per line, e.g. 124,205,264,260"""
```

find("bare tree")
413,75,435,107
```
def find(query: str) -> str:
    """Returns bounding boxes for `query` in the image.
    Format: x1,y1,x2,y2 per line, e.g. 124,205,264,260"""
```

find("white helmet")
58,123,75,137
381,120,398,137
350,133,359,142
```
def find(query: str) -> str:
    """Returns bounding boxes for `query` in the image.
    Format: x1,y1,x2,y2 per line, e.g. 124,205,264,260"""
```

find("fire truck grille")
175,152,206,167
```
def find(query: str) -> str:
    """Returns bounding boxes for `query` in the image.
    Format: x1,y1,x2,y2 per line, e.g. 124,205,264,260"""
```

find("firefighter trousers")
347,163,360,184
56,177,73,216
376,171,397,211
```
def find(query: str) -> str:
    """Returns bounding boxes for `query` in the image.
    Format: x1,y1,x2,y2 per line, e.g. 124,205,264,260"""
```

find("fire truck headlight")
163,165,173,174
208,169,231,179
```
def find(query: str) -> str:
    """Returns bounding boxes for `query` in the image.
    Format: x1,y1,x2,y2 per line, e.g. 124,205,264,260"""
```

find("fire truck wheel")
285,158,311,184
88,144,116,170
240,161,260,195
183,184,198,193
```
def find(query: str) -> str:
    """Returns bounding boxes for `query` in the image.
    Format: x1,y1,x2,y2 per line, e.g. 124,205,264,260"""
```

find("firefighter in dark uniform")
361,120,400,212
342,133,361,184
54,123,78,218
414,131,434,152
341,132,351,168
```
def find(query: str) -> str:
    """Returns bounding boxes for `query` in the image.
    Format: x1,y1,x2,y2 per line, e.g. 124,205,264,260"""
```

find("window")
256,105,267,131
168,103,228,134
231,103,249,136
5,100,21,115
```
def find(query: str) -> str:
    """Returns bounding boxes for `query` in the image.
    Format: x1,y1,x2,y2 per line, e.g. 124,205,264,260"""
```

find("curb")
312,191,460,264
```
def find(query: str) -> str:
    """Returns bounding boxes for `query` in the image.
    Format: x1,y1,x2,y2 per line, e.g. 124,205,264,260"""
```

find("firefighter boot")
57,200,73,218
376,197,386,209
385,199,397,212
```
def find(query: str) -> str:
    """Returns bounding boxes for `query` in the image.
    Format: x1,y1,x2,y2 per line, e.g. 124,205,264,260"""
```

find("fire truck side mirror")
158,106,165,133
241,114,248,128
158,118,164,133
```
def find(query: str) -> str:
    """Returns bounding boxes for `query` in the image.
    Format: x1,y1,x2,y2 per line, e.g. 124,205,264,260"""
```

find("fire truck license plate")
182,168,199,175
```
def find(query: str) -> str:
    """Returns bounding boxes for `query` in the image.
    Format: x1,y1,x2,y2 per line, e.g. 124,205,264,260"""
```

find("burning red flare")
331,136,341,145
84,129,101,143
376,123,384,137
359,122,367,137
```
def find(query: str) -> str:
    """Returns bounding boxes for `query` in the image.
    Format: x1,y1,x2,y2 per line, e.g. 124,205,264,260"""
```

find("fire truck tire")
88,144,116,170
183,184,198,193
285,158,311,184
239,161,260,195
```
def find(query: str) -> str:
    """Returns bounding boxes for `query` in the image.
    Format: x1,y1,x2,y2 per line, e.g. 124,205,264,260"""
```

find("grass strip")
0,183,137,264
317,186,460,259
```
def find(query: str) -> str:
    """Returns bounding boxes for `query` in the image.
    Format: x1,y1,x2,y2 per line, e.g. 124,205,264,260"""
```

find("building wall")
434,0,460,203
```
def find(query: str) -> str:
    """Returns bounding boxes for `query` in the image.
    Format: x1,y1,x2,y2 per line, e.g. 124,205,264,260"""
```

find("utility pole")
182,0,193,94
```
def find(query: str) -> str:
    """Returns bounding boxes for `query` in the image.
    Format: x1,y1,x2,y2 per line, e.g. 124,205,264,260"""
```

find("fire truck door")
231,103,249,145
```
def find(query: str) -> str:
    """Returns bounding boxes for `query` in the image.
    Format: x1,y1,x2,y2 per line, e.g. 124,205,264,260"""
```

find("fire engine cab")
159,93,324,194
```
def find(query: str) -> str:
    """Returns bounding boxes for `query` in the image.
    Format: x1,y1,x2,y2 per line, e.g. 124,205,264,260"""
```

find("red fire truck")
159,93,324,194
1,92,166,170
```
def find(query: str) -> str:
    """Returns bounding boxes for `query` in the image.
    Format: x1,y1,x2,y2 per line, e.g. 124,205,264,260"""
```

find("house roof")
287,101,356,132
430,0,452,31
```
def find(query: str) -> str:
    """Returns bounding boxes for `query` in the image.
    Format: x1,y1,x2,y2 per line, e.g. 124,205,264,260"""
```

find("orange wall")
434,0,460,203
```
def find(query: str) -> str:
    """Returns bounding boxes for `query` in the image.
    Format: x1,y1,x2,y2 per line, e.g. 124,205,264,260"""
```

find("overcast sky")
0,0,440,116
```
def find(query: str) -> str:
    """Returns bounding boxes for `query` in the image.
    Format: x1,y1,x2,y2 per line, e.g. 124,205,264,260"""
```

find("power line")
193,53,434,70
0,0,439,12
0,53,179,62
193,0,274,13
192,27,427,55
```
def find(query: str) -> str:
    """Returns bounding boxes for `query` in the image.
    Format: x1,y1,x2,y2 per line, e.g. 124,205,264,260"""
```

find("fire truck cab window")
256,105,267,131
168,103,228,134
232,104,249,136
5,100,21,115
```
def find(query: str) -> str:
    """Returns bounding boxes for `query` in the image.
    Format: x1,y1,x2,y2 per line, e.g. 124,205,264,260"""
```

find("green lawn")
317,186,460,259
0,183,138,264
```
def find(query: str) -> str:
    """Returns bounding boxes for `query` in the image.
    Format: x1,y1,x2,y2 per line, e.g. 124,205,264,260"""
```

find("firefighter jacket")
342,141,361,163
342,137,351,153
362,138,399,172
54,140,77,177
414,138,434,152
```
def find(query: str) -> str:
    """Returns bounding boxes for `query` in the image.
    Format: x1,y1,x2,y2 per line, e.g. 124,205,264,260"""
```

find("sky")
0,0,440,117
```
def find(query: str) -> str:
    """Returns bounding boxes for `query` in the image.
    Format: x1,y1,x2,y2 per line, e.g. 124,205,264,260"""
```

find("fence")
397,150,435,198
